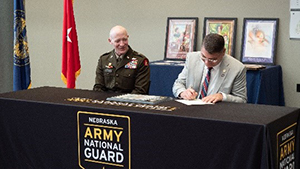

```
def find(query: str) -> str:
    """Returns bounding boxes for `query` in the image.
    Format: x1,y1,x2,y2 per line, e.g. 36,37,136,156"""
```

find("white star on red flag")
67,27,72,43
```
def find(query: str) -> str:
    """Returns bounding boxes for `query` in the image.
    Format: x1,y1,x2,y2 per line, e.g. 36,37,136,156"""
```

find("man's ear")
222,48,226,55
108,38,112,44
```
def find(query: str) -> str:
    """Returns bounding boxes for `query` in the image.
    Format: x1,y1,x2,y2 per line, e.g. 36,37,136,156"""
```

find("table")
247,65,285,106
149,60,285,106
0,87,298,169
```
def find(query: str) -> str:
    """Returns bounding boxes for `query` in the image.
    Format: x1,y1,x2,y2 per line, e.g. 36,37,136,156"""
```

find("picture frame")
203,17,237,56
241,18,279,65
164,17,198,60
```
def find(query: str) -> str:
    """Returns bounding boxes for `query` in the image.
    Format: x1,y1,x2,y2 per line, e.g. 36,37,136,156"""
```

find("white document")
175,99,214,105
291,0,300,9
290,11,300,39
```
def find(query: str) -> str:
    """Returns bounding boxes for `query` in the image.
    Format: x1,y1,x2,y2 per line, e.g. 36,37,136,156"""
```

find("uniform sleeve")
131,58,150,94
93,56,107,92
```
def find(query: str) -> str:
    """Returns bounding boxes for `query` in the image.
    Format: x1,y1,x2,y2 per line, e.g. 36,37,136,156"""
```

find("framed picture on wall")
203,17,237,57
241,18,279,65
164,17,198,61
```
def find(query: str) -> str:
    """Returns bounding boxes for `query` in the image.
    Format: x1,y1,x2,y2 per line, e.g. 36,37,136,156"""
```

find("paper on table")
175,99,214,105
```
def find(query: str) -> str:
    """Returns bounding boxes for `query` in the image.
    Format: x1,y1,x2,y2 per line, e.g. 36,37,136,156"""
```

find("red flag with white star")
61,0,81,88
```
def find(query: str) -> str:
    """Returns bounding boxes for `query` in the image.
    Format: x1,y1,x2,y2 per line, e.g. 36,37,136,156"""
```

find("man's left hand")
201,93,223,103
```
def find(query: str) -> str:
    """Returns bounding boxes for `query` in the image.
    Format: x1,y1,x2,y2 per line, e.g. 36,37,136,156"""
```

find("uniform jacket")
172,52,247,103
93,46,150,94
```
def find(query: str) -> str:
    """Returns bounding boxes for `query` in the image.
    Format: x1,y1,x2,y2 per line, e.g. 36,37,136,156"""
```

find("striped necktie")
200,67,212,99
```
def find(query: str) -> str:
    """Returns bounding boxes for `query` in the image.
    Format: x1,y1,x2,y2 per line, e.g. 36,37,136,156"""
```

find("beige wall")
0,1,13,93
26,0,300,107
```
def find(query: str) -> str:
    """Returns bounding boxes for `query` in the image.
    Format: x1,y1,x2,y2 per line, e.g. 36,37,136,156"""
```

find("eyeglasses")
200,54,218,63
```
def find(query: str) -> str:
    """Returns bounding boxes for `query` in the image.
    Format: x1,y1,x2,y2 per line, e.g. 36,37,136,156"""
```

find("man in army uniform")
93,25,150,94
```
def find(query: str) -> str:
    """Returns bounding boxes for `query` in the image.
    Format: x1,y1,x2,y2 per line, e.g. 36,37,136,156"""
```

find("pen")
188,86,198,100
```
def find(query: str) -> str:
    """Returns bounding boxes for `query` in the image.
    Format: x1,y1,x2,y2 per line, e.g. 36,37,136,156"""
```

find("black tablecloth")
0,87,298,169
149,60,285,106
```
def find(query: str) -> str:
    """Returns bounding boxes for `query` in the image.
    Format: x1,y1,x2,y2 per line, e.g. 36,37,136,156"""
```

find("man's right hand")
179,87,198,100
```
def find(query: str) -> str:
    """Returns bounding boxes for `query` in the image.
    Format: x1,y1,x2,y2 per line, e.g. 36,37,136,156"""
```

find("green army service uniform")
93,46,150,94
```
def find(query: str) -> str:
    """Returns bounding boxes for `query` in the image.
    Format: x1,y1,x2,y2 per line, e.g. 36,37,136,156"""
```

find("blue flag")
13,0,31,91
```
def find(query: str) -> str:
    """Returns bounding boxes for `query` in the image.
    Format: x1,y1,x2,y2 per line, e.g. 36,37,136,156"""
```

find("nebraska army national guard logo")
77,111,131,169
